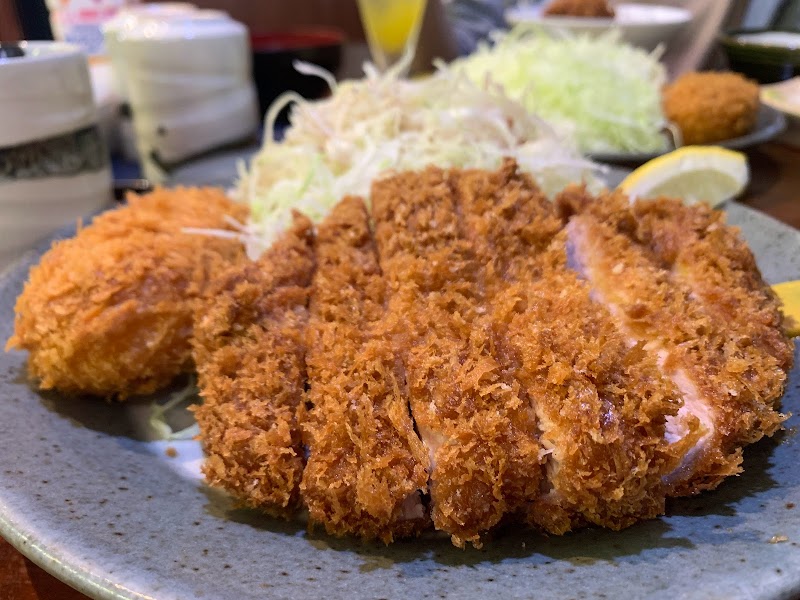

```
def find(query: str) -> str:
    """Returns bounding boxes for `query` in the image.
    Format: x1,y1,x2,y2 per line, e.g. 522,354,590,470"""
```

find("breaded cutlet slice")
454,161,681,534
558,187,791,496
633,196,793,374
372,167,542,548
301,197,430,543
8,187,247,398
192,214,315,514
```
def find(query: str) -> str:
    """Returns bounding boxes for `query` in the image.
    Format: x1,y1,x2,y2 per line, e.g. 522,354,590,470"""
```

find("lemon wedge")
772,281,800,337
619,146,750,207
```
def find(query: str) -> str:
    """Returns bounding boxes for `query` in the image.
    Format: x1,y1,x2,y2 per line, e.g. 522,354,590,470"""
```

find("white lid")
119,10,242,41
0,42,97,146
103,3,197,35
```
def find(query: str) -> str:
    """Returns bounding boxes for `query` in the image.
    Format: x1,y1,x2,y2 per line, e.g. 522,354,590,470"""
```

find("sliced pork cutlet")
192,214,315,515
633,197,794,379
558,187,790,496
301,197,430,543
454,161,681,534
371,167,542,548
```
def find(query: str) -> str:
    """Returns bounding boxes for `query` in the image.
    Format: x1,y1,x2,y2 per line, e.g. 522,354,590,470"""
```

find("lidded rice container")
0,42,112,267
114,10,258,182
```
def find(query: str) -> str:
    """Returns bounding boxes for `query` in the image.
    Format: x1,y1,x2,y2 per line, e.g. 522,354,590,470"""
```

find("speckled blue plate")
0,204,799,600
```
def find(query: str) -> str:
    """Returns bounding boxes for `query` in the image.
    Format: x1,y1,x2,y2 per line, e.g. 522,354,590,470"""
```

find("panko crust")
301,197,430,543
7,187,247,398
192,214,315,515
662,71,759,145
557,186,792,495
455,161,681,533
372,166,543,548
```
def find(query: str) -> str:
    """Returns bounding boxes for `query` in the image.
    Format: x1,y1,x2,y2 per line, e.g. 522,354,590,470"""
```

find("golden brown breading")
634,197,794,373
192,214,315,514
455,161,682,534
662,72,759,145
557,186,792,495
7,188,247,398
544,0,615,17
372,166,543,548
301,197,429,543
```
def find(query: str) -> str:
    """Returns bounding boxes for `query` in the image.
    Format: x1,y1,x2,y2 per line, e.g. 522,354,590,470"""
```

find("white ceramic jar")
103,3,197,99
0,42,112,269
115,10,259,183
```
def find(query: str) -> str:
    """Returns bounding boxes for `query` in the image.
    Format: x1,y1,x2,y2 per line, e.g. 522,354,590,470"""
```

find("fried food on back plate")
544,0,615,18
663,71,759,145
7,187,247,398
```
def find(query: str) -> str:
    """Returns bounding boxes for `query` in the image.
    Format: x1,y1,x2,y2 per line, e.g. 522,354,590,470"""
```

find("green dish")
720,29,800,84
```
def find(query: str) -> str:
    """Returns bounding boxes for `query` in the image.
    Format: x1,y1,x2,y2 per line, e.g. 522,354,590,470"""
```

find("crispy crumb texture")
455,161,681,533
373,166,542,547
192,215,315,514
7,188,247,398
301,197,430,543
557,186,792,495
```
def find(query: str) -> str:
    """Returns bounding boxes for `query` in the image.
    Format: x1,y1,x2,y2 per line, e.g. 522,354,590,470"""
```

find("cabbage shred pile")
451,27,668,155
236,59,595,258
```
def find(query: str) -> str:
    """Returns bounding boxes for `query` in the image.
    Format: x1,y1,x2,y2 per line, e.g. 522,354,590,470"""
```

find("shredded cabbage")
148,376,200,441
236,57,599,258
450,27,668,155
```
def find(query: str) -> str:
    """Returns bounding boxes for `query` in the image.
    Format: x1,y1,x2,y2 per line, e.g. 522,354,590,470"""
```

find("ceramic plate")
0,205,800,600
590,104,787,165
505,2,691,51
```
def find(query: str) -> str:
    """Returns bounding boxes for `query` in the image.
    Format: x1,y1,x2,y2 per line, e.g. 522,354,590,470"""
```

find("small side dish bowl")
720,30,800,84
250,28,344,120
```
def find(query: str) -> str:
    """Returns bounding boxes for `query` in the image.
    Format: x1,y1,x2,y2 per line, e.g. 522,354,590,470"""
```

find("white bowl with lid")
506,2,692,51
0,41,112,268
103,2,197,99
115,10,258,182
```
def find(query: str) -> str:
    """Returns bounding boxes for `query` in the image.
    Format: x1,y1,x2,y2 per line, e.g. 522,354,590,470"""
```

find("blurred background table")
0,139,799,600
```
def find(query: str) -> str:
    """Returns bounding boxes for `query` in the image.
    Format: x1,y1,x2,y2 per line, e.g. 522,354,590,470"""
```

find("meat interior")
193,161,793,546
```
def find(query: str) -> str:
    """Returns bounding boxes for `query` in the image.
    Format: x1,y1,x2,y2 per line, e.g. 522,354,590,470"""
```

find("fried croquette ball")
7,188,247,398
663,71,760,145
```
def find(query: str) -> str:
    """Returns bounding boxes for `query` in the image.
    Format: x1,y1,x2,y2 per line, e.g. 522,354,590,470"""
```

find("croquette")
663,71,760,145
7,188,247,398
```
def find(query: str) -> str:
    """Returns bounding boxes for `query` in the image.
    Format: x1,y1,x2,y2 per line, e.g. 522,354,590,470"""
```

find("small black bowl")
719,29,800,84
250,28,344,121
